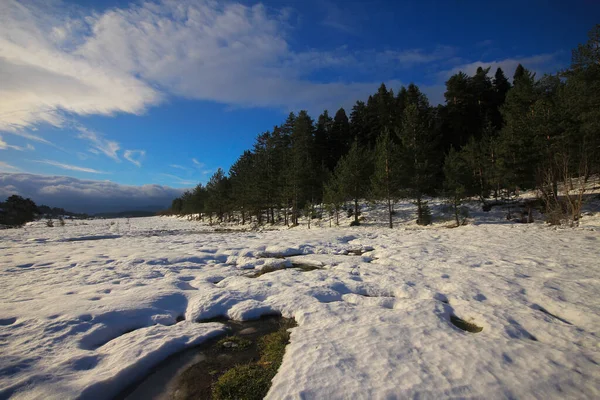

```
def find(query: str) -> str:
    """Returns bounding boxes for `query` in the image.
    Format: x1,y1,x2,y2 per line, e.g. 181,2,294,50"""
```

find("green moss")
212,364,272,400
212,321,295,399
259,328,291,367
216,336,252,351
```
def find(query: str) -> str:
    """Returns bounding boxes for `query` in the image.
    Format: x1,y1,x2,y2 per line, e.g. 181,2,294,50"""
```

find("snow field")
1,208,599,399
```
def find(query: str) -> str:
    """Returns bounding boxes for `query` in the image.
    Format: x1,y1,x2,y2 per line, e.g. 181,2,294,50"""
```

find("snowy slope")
1,209,599,399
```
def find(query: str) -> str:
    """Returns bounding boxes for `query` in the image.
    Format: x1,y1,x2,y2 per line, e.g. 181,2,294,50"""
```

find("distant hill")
93,210,158,219
0,173,186,214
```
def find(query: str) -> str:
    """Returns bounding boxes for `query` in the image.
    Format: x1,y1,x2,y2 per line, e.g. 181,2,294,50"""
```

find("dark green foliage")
0,195,39,227
371,128,400,228
212,321,293,400
168,24,598,228
398,102,439,225
332,140,372,225
206,169,230,222
443,148,476,226
329,108,351,171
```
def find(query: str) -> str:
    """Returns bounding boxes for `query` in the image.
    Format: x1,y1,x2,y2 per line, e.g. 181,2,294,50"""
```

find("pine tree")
491,67,511,129
229,151,257,224
315,110,333,199
289,110,316,225
329,108,351,171
350,101,368,148
498,65,539,194
0,195,39,227
398,102,439,225
206,168,230,223
444,147,476,226
332,140,372,226
371,128,399,228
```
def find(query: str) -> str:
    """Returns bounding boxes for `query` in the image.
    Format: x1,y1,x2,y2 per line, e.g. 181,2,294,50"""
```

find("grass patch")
450,315,483,333
212,320,295,400
217,336,252,351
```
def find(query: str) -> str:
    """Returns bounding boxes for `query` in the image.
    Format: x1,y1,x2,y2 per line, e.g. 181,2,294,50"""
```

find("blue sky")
1,0,598,191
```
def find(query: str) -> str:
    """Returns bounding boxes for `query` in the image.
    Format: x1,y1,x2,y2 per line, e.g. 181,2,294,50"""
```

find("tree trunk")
354,197,359,225
454,197,460,226
387,196,393,228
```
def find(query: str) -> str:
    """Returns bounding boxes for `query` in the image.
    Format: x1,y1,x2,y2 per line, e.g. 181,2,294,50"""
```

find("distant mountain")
93,210,158,218
0,173,186,214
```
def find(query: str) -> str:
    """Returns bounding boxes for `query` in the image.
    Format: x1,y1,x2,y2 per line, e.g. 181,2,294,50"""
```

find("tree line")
171,25,600,228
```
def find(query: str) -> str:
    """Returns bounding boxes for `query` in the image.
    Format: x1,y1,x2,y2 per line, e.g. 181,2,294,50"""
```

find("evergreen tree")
491,67,511,129
444,147,476,226
498,65,539,193
0,195,39,227
398,102,439,225
350,101,368,148
329,108,351,171
332,140,372,226
371,128,400,228
289,110,316,225
315,110,333,198
229,151,257,224
206,168,230,223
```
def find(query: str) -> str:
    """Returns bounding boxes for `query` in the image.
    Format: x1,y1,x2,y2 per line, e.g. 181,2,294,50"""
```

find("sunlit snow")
1,201,599,399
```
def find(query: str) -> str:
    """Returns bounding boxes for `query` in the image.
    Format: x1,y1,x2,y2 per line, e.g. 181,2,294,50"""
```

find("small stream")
115,315,293,400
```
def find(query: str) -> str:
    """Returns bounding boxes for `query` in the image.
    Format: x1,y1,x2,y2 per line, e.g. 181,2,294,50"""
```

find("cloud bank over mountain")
0,173,184,213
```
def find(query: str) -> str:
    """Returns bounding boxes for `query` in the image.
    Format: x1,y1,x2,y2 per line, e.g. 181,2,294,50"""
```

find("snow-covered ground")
1,201,600,399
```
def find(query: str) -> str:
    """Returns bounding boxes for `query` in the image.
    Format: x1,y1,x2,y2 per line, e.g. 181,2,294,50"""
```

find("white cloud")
124,150,145,167
0,161,20,172
192,158,203,167
0,0,161,132
26,143,35,151
159,173,197,186
0,135,24,151
381,46,457,67
32,159,107,174
170,164,191,171
0,172,184,213
0,0,415,134
76,126,120,161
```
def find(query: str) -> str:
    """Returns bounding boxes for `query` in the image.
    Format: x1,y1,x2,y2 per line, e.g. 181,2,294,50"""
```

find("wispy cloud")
0,0,160,132
170,164,191,171
159,173,197,186
0,161,20,172
32,159,107,174
0,135,25,151
192,158,204,167
382,46,457,67
124,150,145,167
76,127,120,161
0,0,427,132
